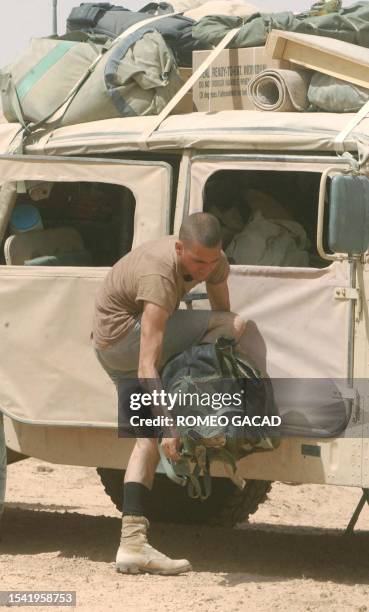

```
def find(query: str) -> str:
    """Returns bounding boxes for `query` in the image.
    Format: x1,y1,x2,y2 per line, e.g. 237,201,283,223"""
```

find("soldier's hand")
161,437,181,462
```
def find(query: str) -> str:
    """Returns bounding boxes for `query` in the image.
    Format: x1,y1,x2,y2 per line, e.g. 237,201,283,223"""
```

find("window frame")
0,154,173,269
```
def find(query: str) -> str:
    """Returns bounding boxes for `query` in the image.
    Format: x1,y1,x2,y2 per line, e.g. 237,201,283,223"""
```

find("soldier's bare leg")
124,438,159,487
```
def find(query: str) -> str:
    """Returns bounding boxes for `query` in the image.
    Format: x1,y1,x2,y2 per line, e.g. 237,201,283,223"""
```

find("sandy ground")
2,459,369,612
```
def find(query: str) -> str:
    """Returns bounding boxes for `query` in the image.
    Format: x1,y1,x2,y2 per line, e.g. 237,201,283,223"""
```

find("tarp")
0,122,22,152
0,261,350,427
192,2,369,49
7,111,369,159
308,73,369,112
184,1,259,20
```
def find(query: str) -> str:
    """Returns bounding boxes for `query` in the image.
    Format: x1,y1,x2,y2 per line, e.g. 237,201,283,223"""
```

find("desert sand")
2,458,369,612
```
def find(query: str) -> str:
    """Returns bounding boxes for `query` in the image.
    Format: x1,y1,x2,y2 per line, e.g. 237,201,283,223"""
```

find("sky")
0,0,354,66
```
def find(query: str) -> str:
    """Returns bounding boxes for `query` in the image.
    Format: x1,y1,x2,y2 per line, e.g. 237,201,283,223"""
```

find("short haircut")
179,212,222,248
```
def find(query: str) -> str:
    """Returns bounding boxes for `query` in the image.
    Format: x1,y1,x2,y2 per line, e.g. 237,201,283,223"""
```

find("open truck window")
203,170,328,268
1,181,136,267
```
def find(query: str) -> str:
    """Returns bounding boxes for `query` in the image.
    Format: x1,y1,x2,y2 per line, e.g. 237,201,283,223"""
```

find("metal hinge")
334,287,362,322
334,385,361,423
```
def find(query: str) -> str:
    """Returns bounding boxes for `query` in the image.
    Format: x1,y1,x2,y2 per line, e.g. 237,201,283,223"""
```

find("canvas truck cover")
0,123,22,152
0,111,357,431
0,261,351,428
0,111,365,160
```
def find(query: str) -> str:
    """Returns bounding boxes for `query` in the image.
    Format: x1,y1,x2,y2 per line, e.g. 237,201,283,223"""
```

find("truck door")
174,153,361,485
0,154,172,428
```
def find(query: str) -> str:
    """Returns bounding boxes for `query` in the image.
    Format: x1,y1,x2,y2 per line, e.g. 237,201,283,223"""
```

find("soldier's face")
176,239,221,282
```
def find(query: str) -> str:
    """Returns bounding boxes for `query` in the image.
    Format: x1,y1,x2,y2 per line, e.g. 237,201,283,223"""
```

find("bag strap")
187,463,212,501
106,10,179,46
334,98,369,153
158,442,212,500
0,72,28,131
67,4,115,29
6,12,178,135
2,74,29,132
43,12,178,128
158,443,188,487
139,26,241,147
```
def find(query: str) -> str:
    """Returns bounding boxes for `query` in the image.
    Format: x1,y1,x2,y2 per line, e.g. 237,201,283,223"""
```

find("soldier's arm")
206,279,230,312
138,301,181,460
138,301,168,380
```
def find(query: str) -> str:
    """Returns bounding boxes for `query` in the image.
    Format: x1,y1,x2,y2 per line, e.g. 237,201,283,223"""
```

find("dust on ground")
2,458,369,612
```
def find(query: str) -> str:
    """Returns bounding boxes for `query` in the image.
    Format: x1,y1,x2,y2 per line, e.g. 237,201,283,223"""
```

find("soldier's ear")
175,240,183,256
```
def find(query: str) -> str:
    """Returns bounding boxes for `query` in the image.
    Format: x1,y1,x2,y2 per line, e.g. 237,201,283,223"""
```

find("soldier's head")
176,212,222,282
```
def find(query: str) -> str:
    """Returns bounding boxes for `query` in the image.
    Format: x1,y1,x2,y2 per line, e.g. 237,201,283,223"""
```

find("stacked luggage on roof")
2,0,369,127
1,0,369,270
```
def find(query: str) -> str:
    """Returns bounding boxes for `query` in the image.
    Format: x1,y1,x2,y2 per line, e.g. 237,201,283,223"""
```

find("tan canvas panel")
181,156,351,380
0,155,172,427
0,260,350,429
0,266,116,427
0,156,171,247
17,111,369,158
192,262,349,379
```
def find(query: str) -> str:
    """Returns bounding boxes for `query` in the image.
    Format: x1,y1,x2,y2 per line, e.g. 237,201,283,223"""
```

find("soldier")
92,212,245,575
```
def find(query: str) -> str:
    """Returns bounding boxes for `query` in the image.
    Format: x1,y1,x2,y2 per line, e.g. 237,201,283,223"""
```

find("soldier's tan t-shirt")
92,235,229,349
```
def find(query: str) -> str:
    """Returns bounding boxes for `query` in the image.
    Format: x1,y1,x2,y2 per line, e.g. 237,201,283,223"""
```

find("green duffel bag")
159,336,280,501
0,37,100,126
0,16,183,129
62,28,182,126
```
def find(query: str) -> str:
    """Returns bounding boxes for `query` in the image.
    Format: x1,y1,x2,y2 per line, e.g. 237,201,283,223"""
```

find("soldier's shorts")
94,309,212,437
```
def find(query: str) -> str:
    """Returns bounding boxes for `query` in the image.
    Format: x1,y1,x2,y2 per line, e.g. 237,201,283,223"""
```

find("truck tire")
97,467,272,526
0,413,7,526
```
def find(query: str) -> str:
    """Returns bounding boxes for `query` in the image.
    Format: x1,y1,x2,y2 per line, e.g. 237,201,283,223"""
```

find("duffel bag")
159,336,280,500
63,28,182,125
66,2,207,66
0,16,183,128
0,37,100,125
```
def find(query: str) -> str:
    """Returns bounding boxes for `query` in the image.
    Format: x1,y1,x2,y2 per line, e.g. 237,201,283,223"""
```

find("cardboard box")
192,47,290,112
171,67,195,115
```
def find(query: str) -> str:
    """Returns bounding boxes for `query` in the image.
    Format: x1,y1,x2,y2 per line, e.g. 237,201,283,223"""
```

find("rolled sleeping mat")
248,68,312,112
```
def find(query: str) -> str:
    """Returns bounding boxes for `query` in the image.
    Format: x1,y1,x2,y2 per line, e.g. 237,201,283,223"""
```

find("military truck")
0,107,368,528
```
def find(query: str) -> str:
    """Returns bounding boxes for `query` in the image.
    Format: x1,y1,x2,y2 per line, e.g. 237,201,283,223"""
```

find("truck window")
203,170,328,268
1,181,136,267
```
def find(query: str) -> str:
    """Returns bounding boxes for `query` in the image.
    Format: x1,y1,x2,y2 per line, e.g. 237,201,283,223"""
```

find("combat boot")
115,515,192,575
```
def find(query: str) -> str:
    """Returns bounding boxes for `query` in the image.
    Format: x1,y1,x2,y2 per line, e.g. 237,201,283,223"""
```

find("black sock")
123,482,151,518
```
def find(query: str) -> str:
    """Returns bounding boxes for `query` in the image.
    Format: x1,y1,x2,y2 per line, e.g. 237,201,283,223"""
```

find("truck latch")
334,287,362,322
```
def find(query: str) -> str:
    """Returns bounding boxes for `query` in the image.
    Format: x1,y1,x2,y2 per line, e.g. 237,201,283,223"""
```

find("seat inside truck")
2,181,136,267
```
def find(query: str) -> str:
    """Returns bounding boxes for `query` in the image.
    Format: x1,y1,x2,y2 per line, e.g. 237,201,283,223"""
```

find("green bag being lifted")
159,336,280,501
0,17,182,129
